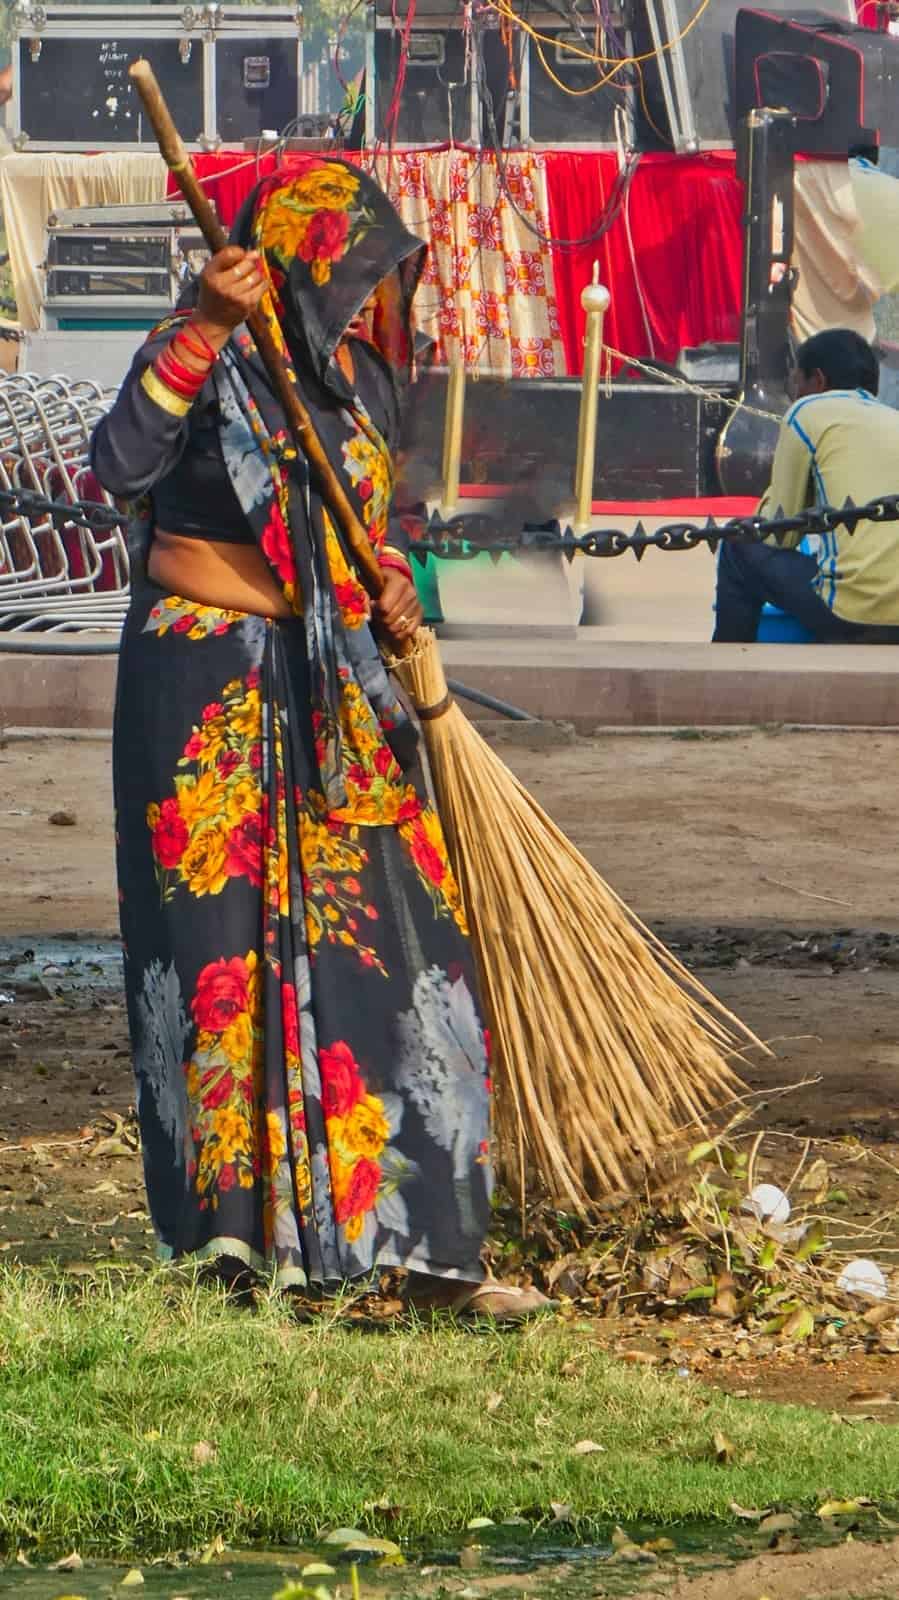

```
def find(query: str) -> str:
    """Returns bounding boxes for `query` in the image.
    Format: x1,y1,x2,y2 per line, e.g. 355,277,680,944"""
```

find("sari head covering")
230,157,427,409
209,159,428,813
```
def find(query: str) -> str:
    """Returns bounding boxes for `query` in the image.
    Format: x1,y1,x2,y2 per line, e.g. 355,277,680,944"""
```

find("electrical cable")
485,0,713,74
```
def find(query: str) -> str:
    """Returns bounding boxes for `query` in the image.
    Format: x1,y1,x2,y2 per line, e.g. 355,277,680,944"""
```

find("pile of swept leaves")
486,1131,899,1370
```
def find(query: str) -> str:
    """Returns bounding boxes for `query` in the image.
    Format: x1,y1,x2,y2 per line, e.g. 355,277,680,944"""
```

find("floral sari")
95,160,492,1289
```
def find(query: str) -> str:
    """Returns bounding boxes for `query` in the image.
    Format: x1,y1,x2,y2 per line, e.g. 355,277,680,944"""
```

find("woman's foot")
406,1273,555,1323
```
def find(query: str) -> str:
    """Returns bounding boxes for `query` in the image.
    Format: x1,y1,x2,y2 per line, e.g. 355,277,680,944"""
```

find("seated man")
713,329,899,643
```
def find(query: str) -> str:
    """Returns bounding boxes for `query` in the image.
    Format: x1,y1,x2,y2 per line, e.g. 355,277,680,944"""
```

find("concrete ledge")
0,652,116,731
2,636,899,730
440,637,899,728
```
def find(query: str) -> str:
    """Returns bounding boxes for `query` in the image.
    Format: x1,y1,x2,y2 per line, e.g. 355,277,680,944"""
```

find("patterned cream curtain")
372,148,566,378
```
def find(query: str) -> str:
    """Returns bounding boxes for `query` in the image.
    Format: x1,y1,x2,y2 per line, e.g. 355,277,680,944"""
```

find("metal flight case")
41,201,209,330
10,3,304,151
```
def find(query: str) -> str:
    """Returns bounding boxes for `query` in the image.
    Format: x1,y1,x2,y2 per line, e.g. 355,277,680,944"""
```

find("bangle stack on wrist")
140,320,221,417
379,545,414,582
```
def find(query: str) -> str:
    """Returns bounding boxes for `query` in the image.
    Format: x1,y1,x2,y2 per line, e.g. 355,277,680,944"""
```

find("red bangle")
379,552,413,581
158,352,199,384
183,320,219,362
158,342,208,385
155,351,207,399
174,327,218,366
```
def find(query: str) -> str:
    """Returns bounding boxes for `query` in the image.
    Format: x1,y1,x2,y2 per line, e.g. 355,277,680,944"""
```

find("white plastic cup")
745,1183,791,1225
837,1258,888,1300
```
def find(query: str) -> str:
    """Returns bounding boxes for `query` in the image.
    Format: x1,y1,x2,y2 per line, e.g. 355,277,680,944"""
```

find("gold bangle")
140,364,192,417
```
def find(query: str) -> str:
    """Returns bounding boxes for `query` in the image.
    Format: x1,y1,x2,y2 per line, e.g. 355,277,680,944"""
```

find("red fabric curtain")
854,0,886,29
176,148,746,376
544,150,744,374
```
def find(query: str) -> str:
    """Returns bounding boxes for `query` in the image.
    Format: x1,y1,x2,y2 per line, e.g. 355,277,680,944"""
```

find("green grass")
1,1265,899,1555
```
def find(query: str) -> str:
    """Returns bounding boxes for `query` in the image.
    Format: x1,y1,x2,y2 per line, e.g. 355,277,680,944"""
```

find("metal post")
658,0,698,152
441,358,466,515
519,33,530,145
641,0,683,151
573,263,610,533
202,38,218,149
364,11,376,145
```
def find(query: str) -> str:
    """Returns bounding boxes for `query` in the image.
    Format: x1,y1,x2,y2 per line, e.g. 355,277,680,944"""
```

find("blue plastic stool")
753,533,819,644
755,607,815,643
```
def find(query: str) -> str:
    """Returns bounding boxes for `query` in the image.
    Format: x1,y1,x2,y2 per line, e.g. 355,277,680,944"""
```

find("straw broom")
388,632,756,1208
130,62,761,1213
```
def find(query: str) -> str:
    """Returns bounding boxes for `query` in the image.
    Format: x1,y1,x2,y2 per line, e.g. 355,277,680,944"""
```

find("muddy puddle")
0,936,122,1001
2,1521,894,1600
0,1541,724,1600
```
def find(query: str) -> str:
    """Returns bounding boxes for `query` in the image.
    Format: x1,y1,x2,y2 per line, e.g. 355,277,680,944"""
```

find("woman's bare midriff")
148,529,295,619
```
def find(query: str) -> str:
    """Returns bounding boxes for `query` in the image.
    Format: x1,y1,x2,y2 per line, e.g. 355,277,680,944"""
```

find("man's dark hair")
795,328,879,395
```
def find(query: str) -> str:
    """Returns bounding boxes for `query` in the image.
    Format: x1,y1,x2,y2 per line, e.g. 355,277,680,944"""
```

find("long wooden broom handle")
128,58,387,605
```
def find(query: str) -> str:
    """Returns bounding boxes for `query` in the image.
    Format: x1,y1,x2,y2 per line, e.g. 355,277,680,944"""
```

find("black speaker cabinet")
370,24,511,144
628,0,855,149
215,40,301,145
735,9,899,154
521,22,627,146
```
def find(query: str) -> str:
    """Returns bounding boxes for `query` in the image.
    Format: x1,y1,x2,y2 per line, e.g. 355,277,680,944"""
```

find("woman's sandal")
452,1281,556,1323
407,1274,556,1323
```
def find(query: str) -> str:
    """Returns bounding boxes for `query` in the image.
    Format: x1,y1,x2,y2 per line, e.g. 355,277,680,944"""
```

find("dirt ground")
4,729,899,1411
637,1534,899,1600
4,726,899,938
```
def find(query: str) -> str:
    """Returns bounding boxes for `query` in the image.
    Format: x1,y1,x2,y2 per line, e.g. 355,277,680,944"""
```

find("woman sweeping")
92,159,547,1318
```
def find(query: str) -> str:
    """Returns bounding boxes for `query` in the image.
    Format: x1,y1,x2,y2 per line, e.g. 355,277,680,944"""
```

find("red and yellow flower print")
320,1040,391,1243
186,951,262,1205
145,595,245,640
324,513,369,632
340,420,392,553
253,162,370,288
330,675,415,828
300,812,386,975
185,952,312,1237
146,672,267,903
399,804,468,934
281,980,313,1213
260,501,299,607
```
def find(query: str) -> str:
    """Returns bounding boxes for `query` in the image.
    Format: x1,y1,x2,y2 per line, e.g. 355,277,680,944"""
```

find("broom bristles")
391,632,762,1213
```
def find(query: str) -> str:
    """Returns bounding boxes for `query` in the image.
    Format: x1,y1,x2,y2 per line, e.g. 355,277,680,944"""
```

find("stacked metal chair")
0,373,128,633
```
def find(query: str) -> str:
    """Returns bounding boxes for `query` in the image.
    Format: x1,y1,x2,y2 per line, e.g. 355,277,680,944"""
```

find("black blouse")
91,326,401,551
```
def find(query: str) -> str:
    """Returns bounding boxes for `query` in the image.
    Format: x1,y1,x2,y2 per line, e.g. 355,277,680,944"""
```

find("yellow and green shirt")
759,388,899,625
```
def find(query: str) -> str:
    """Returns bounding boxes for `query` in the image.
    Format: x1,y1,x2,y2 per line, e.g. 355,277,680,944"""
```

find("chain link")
2,483,899,563
0,481,124,534
412,496,899,560
600,345,784,424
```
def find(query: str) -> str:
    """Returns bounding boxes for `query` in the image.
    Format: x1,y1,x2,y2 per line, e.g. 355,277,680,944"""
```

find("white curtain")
792,159,881,344
0,151,167,330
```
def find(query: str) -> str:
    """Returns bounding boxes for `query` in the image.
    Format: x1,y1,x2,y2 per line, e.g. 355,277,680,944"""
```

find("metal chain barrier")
0,479,123,536
3,484,899,570
409,495,899,561
600,344,784,424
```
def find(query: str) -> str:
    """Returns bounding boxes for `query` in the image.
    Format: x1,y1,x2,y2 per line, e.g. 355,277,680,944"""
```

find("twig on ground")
759,875,853,908
0,1135,93,1158
785,1137,812,1197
